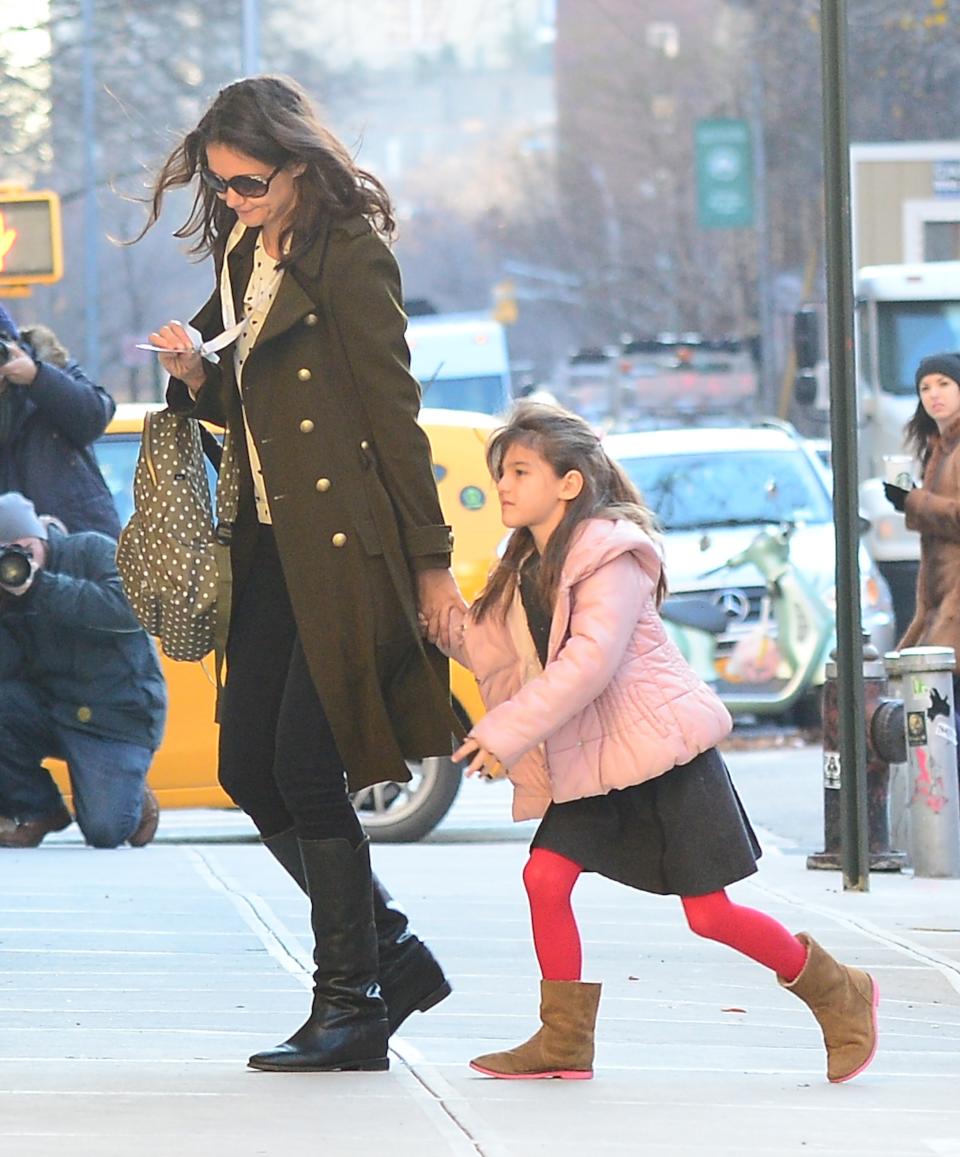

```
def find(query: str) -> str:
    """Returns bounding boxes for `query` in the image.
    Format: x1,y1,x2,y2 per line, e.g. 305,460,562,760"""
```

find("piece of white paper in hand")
136,321,239,365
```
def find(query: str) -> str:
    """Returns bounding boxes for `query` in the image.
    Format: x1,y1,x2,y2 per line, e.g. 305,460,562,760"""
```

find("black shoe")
376,904,452,1034
248,837,389,1072
261,829,452,1035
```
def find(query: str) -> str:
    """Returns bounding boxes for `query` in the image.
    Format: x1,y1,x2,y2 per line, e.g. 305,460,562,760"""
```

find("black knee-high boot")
261,829,451,1035
248,837,389,1072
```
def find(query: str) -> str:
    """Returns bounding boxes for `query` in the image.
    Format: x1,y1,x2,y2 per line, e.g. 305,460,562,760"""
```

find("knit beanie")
0,493,47,543
0,302,18,340
915,352,960,391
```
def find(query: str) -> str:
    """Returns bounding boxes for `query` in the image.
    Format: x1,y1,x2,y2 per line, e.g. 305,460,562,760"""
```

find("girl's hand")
453,737,505,780
148,321,205,395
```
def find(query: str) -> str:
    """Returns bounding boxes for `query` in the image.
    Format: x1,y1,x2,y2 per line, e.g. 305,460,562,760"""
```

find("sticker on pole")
823,750,841,789
907,711,928,747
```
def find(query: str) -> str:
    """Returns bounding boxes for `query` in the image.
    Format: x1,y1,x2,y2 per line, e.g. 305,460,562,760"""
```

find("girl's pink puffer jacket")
449,518,732,821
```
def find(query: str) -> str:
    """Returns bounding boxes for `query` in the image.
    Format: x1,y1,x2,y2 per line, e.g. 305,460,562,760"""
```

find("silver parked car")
603,421,896,721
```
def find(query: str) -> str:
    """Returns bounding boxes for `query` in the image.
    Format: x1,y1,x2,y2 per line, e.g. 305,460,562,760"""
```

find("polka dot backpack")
117,408,238,662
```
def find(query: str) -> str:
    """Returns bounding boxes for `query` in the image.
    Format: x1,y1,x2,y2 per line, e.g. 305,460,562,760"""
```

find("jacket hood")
560,517,664,591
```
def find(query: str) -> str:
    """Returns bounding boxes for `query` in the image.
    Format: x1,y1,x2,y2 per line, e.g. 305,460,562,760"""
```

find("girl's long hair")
904,395,940,468
132,74,395,265
472,402,667,622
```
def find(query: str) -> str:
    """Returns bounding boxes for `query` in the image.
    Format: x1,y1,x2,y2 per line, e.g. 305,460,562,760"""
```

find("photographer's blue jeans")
0,681,153,847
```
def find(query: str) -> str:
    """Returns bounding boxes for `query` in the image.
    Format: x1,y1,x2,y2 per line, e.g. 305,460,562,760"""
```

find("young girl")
437,402,878,1085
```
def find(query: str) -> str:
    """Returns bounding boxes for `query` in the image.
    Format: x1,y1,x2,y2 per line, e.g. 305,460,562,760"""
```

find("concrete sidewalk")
2,750,960,1156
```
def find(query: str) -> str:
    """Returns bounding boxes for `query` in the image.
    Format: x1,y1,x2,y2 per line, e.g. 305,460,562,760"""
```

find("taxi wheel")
352,754,463,843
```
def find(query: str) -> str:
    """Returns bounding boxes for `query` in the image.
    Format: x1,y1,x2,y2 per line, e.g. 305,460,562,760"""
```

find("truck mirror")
794,307,819,370
794,368,818,406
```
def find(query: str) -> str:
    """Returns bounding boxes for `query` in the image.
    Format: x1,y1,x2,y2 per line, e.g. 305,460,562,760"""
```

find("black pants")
218,524,363,845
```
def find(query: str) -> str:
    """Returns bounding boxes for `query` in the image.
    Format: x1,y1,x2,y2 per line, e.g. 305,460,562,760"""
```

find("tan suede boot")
470,980,601,1080
779,932,879,1083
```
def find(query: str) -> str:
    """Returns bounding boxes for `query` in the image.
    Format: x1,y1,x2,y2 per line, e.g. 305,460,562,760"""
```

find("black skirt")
530,747,762,896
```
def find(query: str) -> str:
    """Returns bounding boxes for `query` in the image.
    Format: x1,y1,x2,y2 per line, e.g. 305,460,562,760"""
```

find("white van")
407,312,512,415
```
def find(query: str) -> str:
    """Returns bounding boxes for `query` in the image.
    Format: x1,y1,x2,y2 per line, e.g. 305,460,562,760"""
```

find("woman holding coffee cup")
887,352,960,713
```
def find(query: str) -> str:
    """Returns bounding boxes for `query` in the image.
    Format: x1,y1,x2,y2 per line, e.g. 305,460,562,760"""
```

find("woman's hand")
453,736,505,780
883,481,913,513
416,567,467,653
148,321,205,395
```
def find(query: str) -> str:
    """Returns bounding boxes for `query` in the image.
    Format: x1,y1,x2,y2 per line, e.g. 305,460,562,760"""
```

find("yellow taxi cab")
48,402,504,842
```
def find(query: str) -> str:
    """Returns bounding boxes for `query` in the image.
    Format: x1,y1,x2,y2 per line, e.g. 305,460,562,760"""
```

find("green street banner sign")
695,119,754,230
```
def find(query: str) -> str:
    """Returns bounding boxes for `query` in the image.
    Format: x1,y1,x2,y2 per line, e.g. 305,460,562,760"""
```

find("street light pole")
80,0,100,379
242,0,260,74
820,0,869,891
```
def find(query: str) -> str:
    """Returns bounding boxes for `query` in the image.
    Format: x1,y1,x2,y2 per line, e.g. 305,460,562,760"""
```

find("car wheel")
352,753,463,844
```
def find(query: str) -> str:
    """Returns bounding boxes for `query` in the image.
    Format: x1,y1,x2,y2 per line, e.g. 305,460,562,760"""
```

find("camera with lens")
0,544,33,588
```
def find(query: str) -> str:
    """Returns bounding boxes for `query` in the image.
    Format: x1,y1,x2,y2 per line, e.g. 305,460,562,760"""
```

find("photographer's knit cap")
915,352,960,391
0,492,47,543
0,302,18,340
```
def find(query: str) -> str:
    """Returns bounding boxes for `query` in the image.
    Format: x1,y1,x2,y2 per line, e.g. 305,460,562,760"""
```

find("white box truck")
796,259,960,633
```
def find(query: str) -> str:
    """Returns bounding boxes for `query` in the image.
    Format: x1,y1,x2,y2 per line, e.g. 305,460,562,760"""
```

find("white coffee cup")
882,454,915,489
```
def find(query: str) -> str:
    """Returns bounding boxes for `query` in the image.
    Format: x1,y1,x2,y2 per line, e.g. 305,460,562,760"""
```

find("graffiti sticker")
933,718,958,746
907,711,928,747
823,751,841,790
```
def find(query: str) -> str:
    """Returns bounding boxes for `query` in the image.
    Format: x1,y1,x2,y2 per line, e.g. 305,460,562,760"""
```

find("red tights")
523,848,807,983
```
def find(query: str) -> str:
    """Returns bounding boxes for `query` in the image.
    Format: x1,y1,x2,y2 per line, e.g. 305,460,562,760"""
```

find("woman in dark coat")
137,75,464,1073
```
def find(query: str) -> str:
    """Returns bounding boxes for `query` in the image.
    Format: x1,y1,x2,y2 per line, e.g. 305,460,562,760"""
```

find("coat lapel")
251,218,332,351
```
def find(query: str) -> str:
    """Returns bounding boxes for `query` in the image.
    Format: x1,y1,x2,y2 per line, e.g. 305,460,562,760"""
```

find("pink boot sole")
469,1061,593,1080
829,978,880,1084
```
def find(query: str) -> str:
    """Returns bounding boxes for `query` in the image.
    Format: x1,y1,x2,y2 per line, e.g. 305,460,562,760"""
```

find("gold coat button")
77,706,92,724
315,477,331,492
304,313,318,327
299,419,315,434
360,440,370,450
331,532,347,548
297,367,312,381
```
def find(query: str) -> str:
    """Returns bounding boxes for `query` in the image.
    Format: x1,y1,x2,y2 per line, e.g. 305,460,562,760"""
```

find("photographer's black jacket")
0,326,120,538
0,529,166,749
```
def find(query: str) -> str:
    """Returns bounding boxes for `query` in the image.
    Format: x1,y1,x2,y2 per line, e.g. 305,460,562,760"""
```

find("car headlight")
822,570,892,615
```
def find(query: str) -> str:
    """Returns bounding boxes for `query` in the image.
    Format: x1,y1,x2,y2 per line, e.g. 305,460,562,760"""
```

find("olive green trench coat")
167,214,457,791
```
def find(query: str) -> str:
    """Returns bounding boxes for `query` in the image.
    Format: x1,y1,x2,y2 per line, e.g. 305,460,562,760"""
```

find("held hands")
416,567,467,654
452,736,506,780
148,321,205,395
883,481,914,513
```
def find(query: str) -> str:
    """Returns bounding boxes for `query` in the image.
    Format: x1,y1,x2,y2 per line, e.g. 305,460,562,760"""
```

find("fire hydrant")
807,638,908,872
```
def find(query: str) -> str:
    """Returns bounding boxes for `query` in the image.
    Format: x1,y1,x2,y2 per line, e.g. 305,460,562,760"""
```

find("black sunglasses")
200,163,283,199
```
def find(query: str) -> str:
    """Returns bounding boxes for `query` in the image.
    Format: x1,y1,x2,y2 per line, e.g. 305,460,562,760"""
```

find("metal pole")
80,0,100,380
820,0,869,890
750,57,776,414
242,0,260,74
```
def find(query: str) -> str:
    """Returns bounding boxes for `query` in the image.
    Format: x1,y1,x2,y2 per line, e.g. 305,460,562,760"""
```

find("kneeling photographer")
0,492,166,848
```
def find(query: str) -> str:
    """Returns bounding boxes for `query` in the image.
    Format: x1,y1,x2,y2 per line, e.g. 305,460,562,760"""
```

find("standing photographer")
0,492,166,848
0,302,120,539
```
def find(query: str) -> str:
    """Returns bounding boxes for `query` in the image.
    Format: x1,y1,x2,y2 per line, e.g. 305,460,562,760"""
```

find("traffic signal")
0,189,63,287
492,278,518,325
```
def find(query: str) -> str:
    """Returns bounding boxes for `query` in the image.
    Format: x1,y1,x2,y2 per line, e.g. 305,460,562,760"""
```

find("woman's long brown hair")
472,402,667,622
132,74,395,265
904,395,941,469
